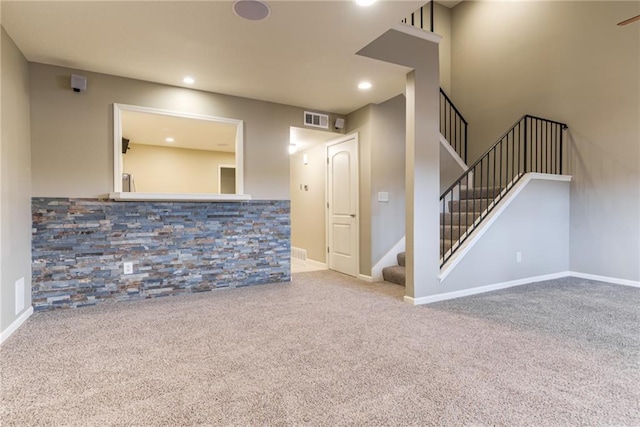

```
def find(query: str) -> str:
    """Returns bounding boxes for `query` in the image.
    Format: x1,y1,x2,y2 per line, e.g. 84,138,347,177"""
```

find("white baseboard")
306,258,328,269
567,271,640,288
0,306,34,346
406,269,640,305
358,274,373,282
404,272,571,305
371,236,405,282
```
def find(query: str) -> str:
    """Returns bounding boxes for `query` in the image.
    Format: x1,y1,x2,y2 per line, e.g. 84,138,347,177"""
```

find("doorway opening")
289,127,359,276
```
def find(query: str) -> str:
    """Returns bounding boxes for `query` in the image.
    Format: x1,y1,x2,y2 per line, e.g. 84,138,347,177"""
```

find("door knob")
350,214,356,218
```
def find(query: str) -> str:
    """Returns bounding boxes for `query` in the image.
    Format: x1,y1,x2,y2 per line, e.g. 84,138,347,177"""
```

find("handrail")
439,89,468,125
440,114,568,267
439,88,468,163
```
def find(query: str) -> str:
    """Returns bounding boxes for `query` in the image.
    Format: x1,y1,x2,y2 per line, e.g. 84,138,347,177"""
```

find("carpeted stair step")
382,265,405,286
459,187,503,200
397,252,405,267
440,224,469,240
449,198,491,212
440,212,478,225
440,239,456,256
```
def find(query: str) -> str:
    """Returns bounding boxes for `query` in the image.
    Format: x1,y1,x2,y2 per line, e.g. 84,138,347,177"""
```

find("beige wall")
123,144,235,193
451,1,640,281
434,3,452,94
346,105,372,276
29,63,344,200
290,143,327,263
1,27,32,332
370,95,406,266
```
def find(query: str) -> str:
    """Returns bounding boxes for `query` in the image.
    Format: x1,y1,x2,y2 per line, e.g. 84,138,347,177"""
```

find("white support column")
405,68,440,301
357,25,442,302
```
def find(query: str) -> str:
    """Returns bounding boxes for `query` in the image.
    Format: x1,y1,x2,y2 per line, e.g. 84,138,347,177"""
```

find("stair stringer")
439,173,571,283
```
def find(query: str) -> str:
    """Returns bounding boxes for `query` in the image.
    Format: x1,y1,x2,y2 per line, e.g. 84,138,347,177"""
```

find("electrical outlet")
516,252,522,263
123,262,134,275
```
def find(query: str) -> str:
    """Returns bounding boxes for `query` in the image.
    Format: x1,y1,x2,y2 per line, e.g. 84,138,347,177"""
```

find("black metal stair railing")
440,115,568,267
402,1,434,32
439,88,468,163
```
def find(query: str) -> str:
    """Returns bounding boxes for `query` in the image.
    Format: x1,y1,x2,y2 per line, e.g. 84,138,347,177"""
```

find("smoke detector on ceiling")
233,0,271,21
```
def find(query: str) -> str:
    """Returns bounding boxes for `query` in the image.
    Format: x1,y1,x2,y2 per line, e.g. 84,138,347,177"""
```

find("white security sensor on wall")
335,118,345,130
70,74,87,92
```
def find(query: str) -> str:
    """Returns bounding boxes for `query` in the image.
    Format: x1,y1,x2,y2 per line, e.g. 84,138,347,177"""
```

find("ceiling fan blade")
617,14,640,26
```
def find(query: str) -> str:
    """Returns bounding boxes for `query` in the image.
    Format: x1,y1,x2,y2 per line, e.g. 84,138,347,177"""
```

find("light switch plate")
378,192,389,202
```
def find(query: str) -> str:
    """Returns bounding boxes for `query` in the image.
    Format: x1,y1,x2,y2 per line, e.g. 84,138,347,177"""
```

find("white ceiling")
122,111,237,153
1,0,436,115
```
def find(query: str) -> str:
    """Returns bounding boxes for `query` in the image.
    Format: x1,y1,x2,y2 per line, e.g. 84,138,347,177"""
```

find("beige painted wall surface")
451,1,640,281
1,27,32,331
28,63,344,200
123,144,235,193
346,105,372,276
370,94,406,266
290,143,327,263
434,3,452,94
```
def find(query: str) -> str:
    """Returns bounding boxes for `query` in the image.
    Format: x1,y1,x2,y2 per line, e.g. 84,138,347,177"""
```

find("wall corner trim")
0,306,34,346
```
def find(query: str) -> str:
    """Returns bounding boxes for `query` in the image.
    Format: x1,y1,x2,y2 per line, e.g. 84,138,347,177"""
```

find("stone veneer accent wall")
32,198,290,310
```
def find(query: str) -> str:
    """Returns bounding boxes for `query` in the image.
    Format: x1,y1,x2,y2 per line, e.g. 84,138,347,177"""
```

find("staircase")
382,112,568,286
382,186,502,286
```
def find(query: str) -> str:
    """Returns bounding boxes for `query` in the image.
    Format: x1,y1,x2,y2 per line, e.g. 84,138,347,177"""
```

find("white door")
327,136,358,277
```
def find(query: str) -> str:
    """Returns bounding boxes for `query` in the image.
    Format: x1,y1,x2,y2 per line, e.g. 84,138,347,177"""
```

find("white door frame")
325,133,360,277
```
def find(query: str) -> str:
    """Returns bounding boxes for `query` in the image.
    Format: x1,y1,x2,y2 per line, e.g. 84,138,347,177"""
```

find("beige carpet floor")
1,271,639,426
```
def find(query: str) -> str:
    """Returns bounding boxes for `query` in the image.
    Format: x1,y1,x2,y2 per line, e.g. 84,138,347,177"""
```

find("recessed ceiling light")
358,81,373,90
183,76,194,84
165,137,175,143
233,0,271,21
356,0,376,6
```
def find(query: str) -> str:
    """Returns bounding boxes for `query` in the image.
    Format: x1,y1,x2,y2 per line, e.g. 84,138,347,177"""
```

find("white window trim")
112,103,246,199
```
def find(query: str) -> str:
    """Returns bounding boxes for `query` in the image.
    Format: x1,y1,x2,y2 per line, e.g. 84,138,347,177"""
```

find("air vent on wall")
304,111,329,129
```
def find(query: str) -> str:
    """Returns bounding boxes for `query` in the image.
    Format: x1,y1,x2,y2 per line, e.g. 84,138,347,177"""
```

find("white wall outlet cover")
378,192,389,202
516,252,522,263
123,262,134,275
15,278,25,315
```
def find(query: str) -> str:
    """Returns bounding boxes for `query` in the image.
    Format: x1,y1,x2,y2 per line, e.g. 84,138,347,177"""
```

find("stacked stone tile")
32,198,291,310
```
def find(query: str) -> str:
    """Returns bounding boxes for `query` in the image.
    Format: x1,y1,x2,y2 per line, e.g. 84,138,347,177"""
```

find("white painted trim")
113,103,245,194
405,272,571,305
306,258,328,270
567,271,640,288
358,274,373,283
217,164,236,194
392,23,442,44
405,270,640,306
108,192,252,202
0,306,33,346
439,173,572,281
439,133,468,172
371,236,406,282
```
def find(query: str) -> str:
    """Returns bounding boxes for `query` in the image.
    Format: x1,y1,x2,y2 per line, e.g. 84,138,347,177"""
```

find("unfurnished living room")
1,1,639,425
